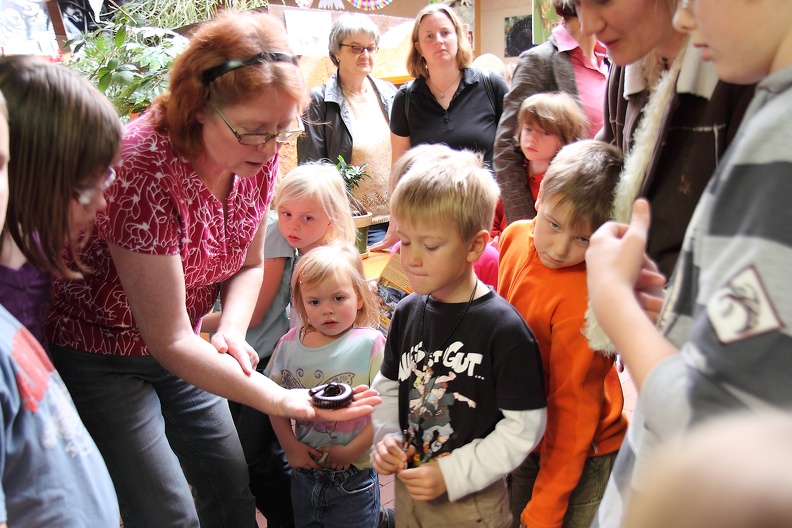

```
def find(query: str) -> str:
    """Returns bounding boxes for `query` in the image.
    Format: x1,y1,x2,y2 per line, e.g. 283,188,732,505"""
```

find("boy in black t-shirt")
371,145,547,528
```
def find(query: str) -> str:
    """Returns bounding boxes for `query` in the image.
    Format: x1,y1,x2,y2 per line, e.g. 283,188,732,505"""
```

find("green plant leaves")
64,7,188,119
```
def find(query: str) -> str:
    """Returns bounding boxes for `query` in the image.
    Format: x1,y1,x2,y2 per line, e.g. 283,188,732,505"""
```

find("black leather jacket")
297,71,397,165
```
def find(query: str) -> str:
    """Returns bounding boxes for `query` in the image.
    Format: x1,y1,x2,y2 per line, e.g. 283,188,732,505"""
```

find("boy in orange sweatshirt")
498,140,628,528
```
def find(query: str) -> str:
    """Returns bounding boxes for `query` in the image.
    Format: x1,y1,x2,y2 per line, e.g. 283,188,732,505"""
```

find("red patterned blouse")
45,113,276,356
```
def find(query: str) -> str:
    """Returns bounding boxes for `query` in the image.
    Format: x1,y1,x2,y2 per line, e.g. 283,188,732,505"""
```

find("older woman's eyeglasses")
339,44,378,55
74,167,116,206
214,105,304,146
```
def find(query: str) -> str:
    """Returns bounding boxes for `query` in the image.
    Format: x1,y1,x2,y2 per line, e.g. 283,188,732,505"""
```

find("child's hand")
397,463,447,501
586,199,651,321
373,436,410,475
317,444,356,471
283,440,323,470
635,254,667,323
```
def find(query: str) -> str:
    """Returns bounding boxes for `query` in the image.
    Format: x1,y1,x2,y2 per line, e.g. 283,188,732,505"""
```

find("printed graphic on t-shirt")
402,340,482,464
12,327,97,457
13,329,53,412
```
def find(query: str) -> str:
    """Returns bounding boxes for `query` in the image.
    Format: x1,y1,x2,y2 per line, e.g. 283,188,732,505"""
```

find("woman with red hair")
45,11,379,527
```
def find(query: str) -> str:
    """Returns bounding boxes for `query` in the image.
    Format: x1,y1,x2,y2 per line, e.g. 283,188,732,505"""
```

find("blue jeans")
292,465,379,528
51,345,256,528
367,222,389,246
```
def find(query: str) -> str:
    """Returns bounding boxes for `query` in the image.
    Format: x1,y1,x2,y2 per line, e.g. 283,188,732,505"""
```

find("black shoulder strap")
406,74,500,120
404,80,413,123
481,70,501,117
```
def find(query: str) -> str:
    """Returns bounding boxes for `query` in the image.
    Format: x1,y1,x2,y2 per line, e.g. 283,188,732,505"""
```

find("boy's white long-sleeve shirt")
372,373,546,501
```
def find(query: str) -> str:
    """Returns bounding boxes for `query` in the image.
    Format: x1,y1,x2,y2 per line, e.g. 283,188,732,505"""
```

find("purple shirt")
0,262,52,347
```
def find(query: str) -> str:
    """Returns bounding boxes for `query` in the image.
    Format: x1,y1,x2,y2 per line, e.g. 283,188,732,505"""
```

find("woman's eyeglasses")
214,105,304,146
74,167,116,206
339,44,378,55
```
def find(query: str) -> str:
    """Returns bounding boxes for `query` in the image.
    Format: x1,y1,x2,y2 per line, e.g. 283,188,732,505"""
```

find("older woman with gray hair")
298,13,396,245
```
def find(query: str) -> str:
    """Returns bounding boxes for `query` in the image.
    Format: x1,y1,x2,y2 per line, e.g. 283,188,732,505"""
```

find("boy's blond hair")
390,146,499,241
273,163,356,246
390,143,456,189
517,92,588,146
291,242,379,330
540,140,623,232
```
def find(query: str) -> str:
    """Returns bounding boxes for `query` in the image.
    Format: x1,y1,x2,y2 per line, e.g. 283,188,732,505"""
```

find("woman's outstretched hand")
278,385,381,422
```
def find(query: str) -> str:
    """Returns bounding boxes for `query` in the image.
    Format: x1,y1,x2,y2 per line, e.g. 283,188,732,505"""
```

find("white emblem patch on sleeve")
707,266,782,344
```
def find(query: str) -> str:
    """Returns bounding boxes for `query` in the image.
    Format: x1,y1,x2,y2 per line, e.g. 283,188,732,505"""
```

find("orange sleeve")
521,286,615,528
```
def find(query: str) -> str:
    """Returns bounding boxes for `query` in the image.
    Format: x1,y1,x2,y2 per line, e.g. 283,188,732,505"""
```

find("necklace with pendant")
426,72,461,99
418,279,479,364
408,279,479,465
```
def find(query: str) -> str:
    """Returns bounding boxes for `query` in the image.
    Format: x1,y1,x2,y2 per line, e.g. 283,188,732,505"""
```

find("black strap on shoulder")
480,70,501,117
405,72,500,123
404,80,414,123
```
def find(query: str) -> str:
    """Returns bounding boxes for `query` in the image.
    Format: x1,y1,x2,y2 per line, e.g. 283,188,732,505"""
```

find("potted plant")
335,155,373,257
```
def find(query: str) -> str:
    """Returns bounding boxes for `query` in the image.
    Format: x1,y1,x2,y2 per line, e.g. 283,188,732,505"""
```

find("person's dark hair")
149,11,307,158
328,13,380,68
406,4,473,79
553,0,577,19
0,55,122,279
540,140,624,232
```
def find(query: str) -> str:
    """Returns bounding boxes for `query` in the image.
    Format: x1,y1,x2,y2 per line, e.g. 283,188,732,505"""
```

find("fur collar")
584,42,688,355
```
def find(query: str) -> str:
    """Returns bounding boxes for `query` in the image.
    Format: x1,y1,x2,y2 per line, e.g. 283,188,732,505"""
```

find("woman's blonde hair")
0,55,122,279
273,163,356,246
291,242,379,330
406,4,473,79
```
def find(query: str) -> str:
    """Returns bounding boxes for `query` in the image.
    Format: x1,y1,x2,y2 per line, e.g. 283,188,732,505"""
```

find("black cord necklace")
406,279,480,465
418,279,479,356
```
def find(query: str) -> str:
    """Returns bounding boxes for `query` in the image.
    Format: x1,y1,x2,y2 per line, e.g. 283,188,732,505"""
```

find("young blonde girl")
201,162,356,525
491,92,587,239
267,243,385,528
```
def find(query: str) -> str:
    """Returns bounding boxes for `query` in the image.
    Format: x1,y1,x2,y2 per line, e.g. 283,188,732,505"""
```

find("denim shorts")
292,465,380,528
